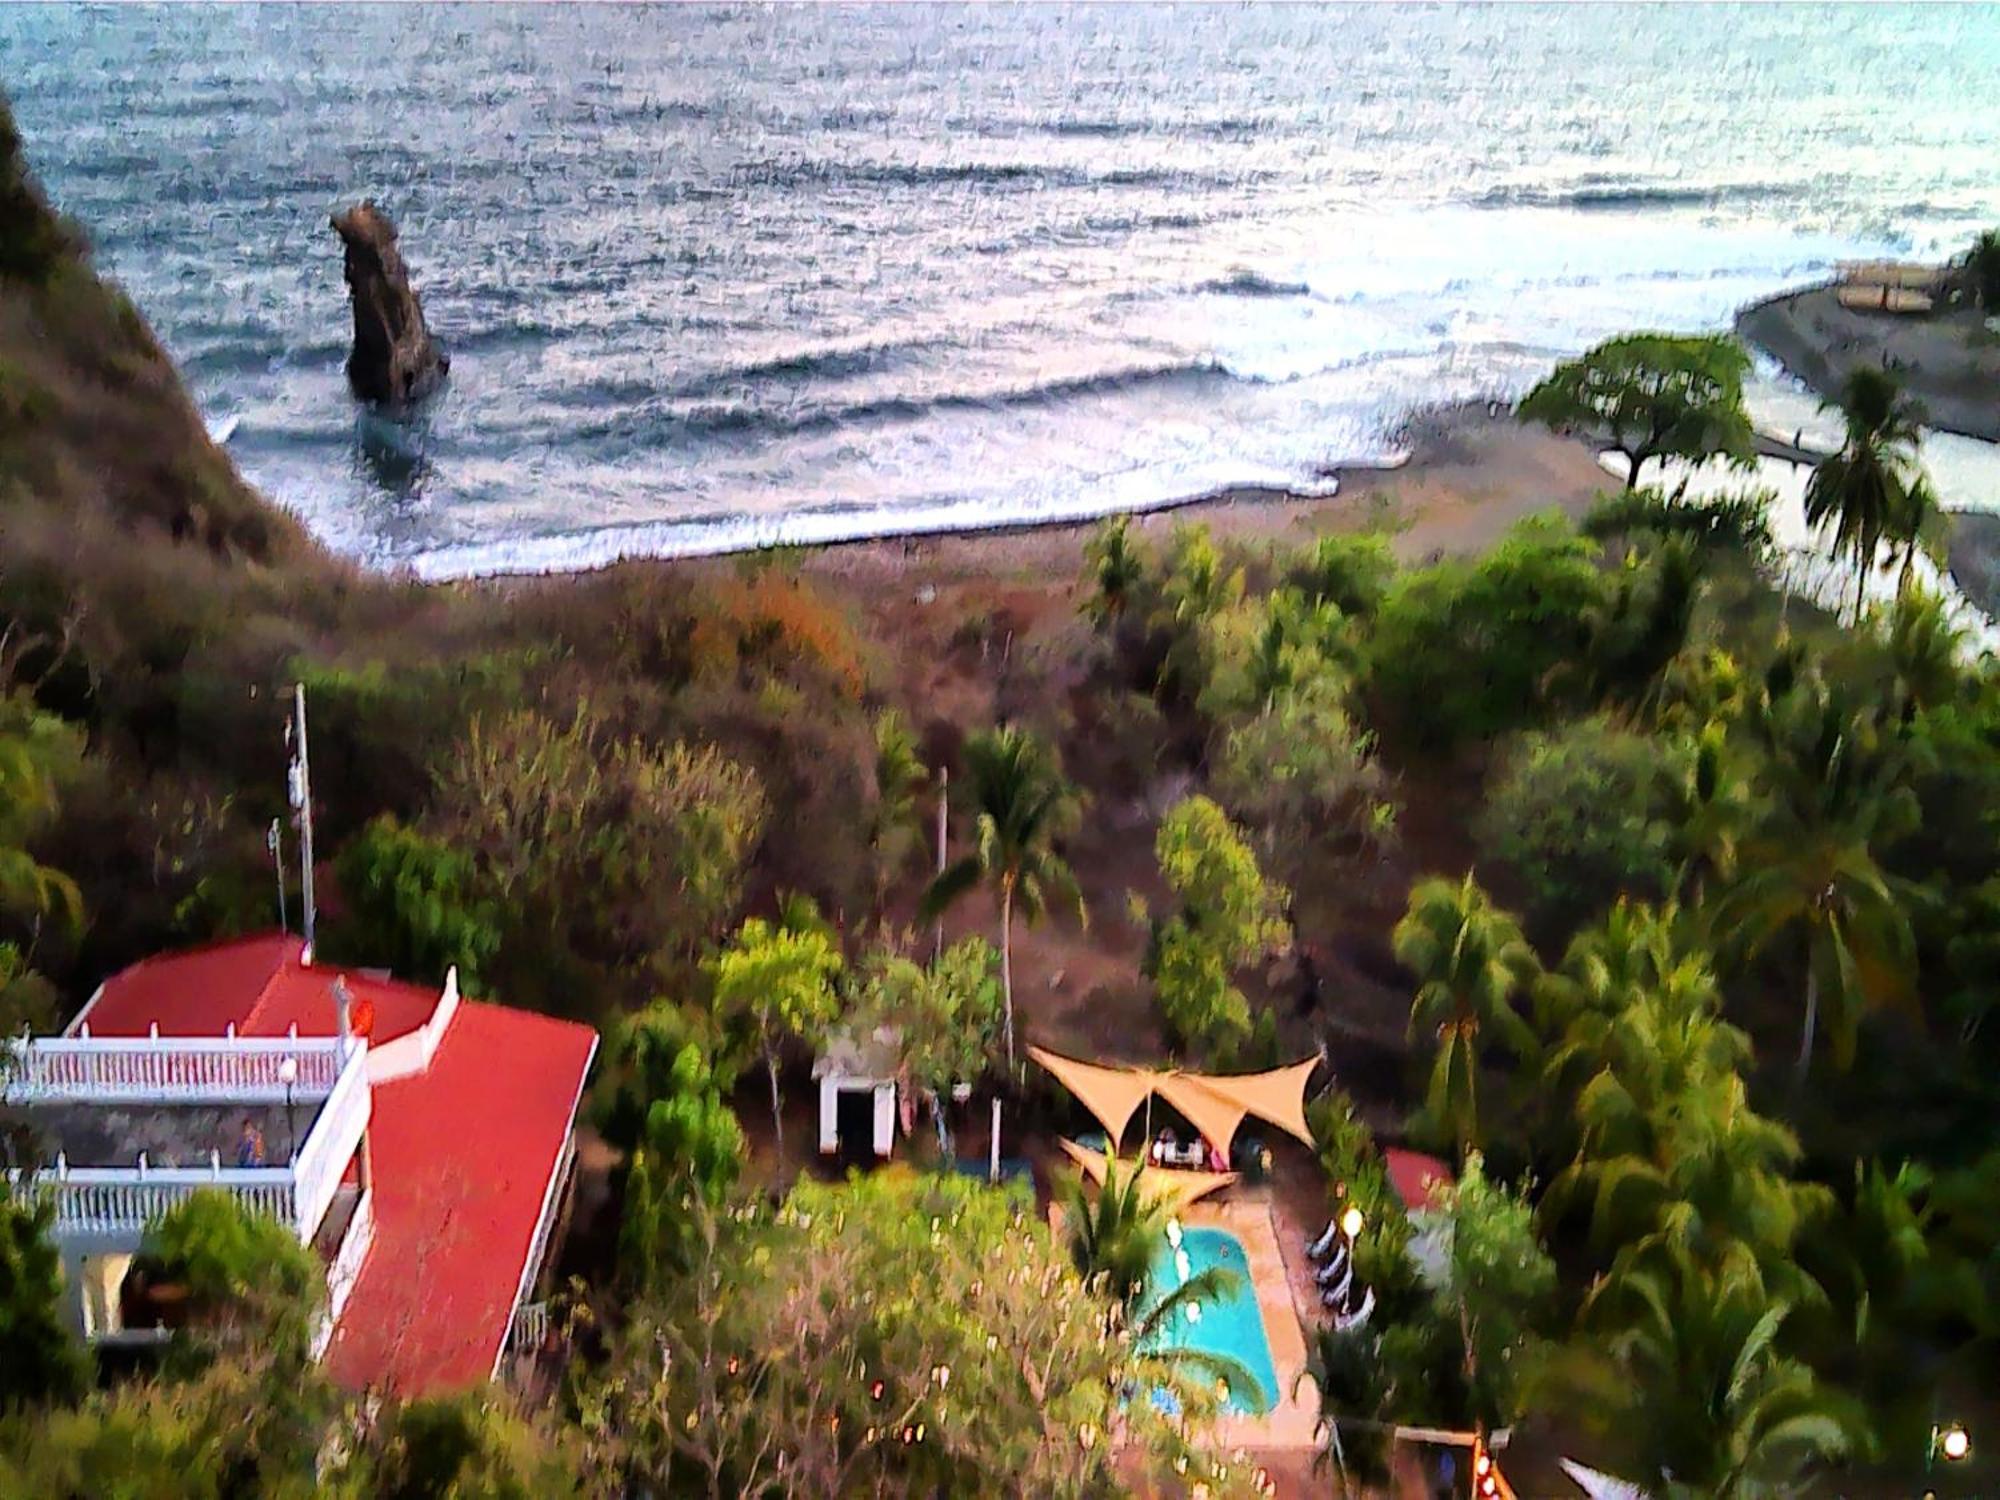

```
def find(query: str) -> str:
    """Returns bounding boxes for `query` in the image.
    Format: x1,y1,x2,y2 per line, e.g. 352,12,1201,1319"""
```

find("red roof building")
1383,1147,1454,1213
32,933,597,1394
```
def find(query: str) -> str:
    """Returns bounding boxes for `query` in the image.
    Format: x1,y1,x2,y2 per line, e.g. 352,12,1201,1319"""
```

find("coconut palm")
1886,474,1948,598
1576,1252,1864,1498
1081,515,1147,628
867,710,930,921
1803,367,1924,621
1879,586,1968,713
1661,721,1756,908
1392,874,1538,1161
920,725,1083,1066
1717,675,1919,1075
1062,1161,1259,1406
1552,960,1826,1295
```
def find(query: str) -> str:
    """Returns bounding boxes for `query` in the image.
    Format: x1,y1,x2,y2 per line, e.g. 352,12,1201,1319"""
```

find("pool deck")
1049,1186,1324,1460
1187,1194,1321,1454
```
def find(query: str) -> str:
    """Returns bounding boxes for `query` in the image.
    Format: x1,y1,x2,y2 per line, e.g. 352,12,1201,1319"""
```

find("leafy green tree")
1582,486,1775,558
1517,333,1755,489
0,691,82,932
1289,532,1396,618
867,710,929,921
1147,796,1288,1055
593,1171,1236,1497
1552,1253,1864,1498
1476,718,1677,934
1367,519,1605,746
1570,535,1707,713
140,1189,324,1365
708,913,844,1166
1412,1153,1556,1431
618,1043,746,1288
0,1195,86,1410
851,935,1002,1109
1804,366,1925,621
438,706,766,967
597,998,747,1154
920,725,1083,1067
367,1390,587,1500
330,816,500,993
1393,875,1537,1160
1968,227,2000,310
1196,588,1352,723
0,1357,342,1500
1213,674,1389,864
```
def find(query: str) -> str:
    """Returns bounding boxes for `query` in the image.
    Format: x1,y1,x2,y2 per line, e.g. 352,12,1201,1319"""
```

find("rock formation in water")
330,201,448,406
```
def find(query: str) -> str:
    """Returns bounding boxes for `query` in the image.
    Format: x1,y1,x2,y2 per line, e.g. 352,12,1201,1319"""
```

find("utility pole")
288,684,317,956
266,818,287,931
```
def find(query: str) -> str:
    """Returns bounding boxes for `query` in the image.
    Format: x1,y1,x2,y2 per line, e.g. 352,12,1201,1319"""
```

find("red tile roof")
78,933,598,1395
1383,1147,1454,1212
324,1001,596,1394
78,932,439,1045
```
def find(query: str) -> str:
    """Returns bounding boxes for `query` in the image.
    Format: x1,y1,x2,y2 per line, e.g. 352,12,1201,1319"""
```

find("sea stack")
330,200,448,406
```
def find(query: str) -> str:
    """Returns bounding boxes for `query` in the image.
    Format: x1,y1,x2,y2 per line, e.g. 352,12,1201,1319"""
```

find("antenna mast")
288,683,317,956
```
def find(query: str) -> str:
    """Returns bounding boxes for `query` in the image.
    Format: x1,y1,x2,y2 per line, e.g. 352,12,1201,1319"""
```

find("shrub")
328,815,501,993
1476,717,1676,933
1367,518,1603,747
1582,485,1774,558
1289,532,1397,618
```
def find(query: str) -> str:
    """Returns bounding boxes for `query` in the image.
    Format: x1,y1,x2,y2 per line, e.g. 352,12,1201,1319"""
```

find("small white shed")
812,1026,900,1159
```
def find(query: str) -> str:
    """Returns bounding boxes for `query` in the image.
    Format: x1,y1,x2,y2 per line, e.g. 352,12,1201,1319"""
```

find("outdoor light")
276,1055,299,1161
1932,1422,1972,1463
1340,1205,1365,1239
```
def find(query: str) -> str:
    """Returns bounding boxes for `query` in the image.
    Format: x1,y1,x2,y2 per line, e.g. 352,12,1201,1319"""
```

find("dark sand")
1737,281,2000,444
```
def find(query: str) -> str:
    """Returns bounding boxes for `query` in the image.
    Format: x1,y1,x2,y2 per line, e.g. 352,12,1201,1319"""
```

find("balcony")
5,1034,370,1246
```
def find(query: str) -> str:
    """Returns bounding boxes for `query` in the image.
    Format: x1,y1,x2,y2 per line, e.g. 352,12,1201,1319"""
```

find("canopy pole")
989,1097,1001,1183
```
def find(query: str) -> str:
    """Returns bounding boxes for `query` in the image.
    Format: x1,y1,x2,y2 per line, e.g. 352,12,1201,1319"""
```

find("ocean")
7,3,1999,578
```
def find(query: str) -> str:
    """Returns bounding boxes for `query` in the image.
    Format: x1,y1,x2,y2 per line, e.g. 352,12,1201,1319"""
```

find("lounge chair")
1333,1286,1375,1333
1319,1265,1353,1307
1314,1247,1350,1286
1306,1220,1339,1261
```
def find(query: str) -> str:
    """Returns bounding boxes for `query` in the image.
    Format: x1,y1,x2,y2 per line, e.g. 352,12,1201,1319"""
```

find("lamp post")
1340,1204,1365,1242
277,1056,298,1162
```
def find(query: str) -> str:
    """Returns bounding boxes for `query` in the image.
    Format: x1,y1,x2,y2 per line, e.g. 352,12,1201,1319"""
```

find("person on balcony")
236,1117,266,1167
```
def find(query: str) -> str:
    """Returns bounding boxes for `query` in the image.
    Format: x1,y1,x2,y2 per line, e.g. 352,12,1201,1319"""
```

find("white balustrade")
6,1038,371,1244
8,1167,295,1239
5,1036,347,1103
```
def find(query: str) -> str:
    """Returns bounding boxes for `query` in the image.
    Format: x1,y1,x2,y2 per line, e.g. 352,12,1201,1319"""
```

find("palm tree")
867,711,929,921
1392,875,1537,1161
920,725,1083,1066
1887,475,1948,598
1661,720,1756,908
1081,515,1147,628
1062,1161,1259,1406
1717,674,1919,1075
1577,1253,1864,1497
1296,1325,1391,1496
1880,586,1967,713
1803,367,1924,621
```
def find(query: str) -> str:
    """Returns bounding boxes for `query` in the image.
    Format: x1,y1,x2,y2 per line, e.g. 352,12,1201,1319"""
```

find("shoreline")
483,401,1616,600
1736,278,2000,445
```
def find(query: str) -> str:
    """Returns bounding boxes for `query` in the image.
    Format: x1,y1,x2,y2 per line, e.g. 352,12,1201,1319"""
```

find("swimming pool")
1140,1226,1279,1415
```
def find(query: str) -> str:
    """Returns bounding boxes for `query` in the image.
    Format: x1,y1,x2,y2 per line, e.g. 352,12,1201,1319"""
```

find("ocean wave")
727,154,1239,194
1196,268,1312,299
559,359,1228,448
1472,180,1804,212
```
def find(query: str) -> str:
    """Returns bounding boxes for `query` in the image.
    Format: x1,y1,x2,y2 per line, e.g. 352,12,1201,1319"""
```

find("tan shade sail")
1032,1047,1321,1159
1027,1046,1161,1147
1180,1057,1320,1147
1057,1138,1238,1212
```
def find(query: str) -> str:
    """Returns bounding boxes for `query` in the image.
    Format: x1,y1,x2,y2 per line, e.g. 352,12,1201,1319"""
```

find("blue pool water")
1141,1226,1278,1416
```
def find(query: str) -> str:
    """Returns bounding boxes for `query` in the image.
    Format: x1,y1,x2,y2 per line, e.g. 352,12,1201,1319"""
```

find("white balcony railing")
5,1035,347,1103
7,1038,370,1244
9,1166,296,1238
